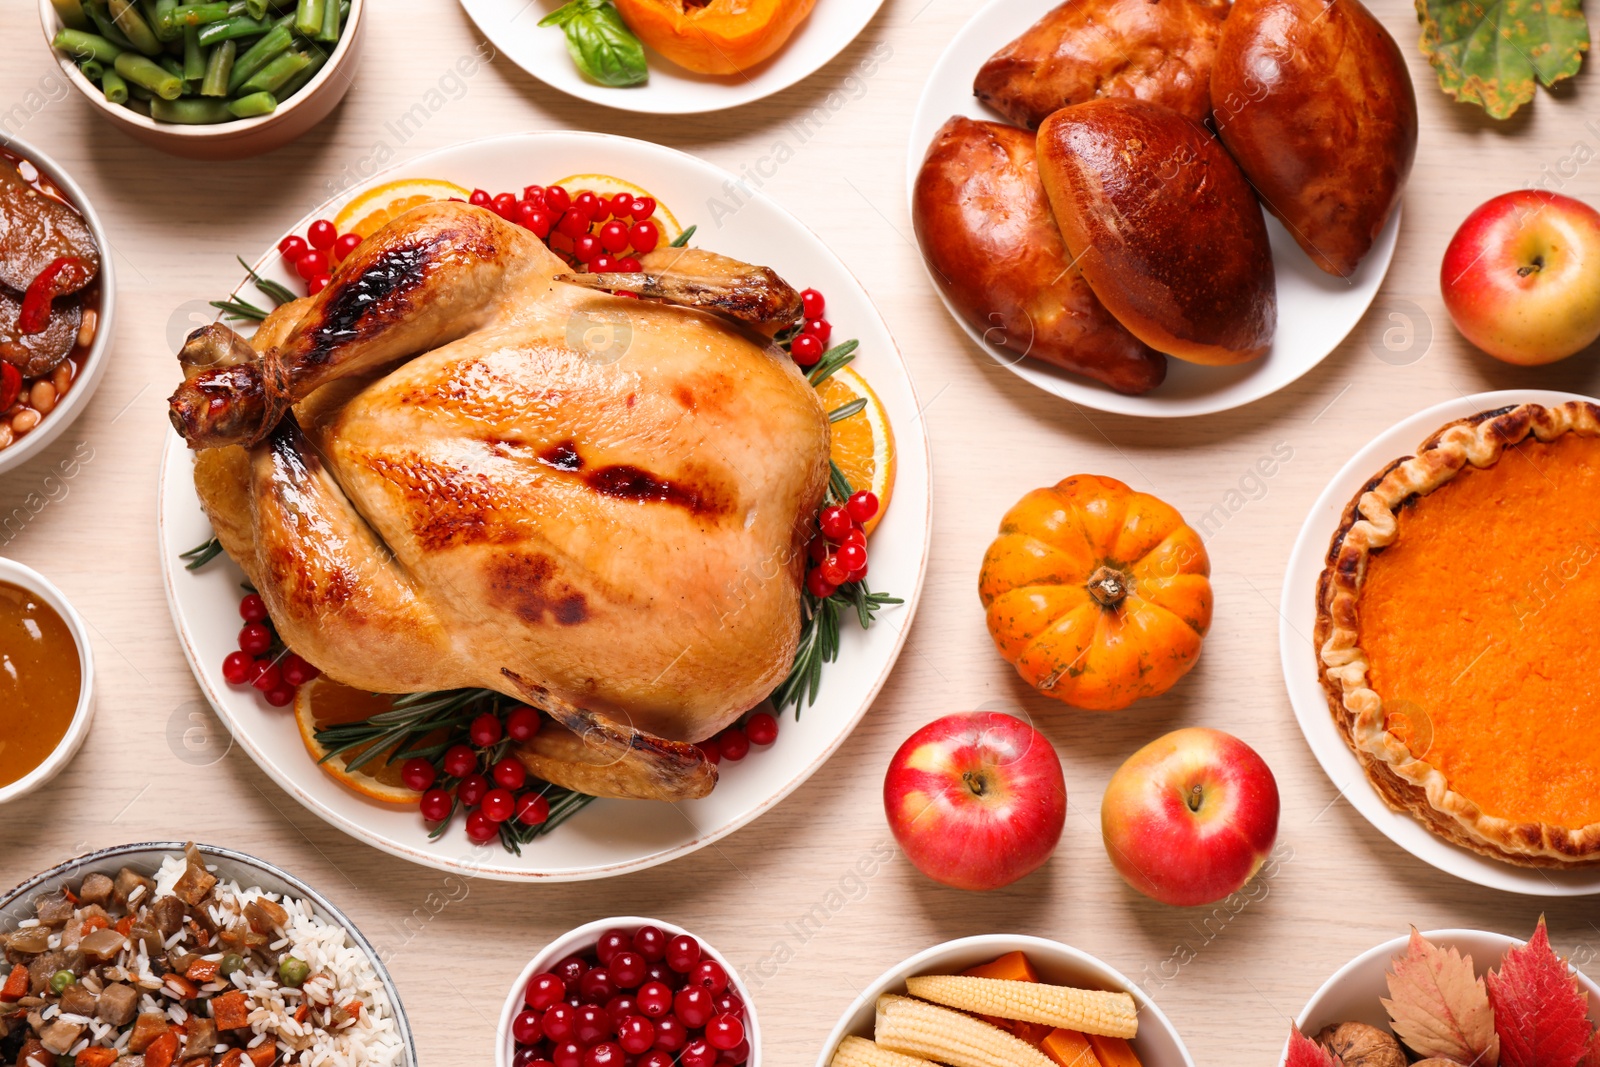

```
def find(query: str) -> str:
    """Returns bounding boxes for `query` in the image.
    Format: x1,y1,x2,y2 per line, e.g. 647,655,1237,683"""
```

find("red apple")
1441,190,1600,365
1101,727,1278,907
883,712,1067,891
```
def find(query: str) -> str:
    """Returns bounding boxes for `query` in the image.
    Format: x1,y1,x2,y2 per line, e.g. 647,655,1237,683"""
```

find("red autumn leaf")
1486,918,1594,1067
1581,1029,1600,1067
1381,927,1499,1065
1285,1028,1342,1067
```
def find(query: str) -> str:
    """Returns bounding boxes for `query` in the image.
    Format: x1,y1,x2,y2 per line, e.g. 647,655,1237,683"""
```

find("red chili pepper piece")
0,363,19,411
18,255,92,335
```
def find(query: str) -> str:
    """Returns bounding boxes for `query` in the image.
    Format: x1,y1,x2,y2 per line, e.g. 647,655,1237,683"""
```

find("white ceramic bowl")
0,557,95,805
39,0,366,160
498,917,761,1067
816,935,1195,1067
1279,927,1600,1064
0,134,114,478
0,841,417,1065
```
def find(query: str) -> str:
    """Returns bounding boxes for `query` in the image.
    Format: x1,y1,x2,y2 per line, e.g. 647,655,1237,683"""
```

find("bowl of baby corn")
817,935,1195,1067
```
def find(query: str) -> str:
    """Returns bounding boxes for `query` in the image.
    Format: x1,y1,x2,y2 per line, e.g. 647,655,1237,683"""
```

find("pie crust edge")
1314,400,1600,868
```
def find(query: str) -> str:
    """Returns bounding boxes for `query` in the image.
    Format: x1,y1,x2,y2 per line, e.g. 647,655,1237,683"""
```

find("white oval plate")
460,0,887,115
906,0,1400,418
158,131,931,881
1279,389,1600,896
1279,928,1600,1064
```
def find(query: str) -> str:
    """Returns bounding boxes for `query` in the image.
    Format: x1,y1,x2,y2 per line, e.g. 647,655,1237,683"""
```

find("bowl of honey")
0,557,94,804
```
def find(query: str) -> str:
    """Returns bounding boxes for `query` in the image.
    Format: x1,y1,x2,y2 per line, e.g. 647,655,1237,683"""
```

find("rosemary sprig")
209,297,269,323
807,340,858,386
180,537,224,571
313,686,599,852
828,398,868,423
236,255,297,307
771,581,902,715
315,688,491,771
498,788,596,855
669,224,696,248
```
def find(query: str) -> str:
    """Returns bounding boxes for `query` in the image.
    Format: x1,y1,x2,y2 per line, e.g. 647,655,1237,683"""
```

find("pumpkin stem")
1086,565,1132,609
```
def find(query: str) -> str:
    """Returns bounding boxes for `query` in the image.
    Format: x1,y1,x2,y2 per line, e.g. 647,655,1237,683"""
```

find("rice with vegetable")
0,845,403,1067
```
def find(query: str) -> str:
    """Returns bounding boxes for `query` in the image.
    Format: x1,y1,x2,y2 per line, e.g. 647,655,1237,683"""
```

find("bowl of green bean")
40,0,366,159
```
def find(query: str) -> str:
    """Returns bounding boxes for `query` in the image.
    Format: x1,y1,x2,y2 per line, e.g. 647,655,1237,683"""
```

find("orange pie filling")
1358,433,1600,830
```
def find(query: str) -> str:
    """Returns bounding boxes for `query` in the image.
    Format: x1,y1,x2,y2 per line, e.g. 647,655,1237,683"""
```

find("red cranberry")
665,935,701,973
632,926,666,961
608,951,646,989
512,1011,542,1044
616,1015,655,1055
635,981,672,1018
541,1003,576,1043
673,986,713,1029
572,1004,612,1045
525,973,566,1012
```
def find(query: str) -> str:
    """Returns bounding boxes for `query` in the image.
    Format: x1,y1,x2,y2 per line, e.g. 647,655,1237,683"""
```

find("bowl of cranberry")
499,918,759,1067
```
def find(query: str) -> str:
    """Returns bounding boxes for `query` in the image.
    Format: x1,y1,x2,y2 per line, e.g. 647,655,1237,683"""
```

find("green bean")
114,50,181,98
315,0,338,43
182,25,204,78
158,53,186,80
244,0,266,15
149,96,232,122
200,36,233,95
227,90,276,117
100,68,128,103
148,0,180,40
78,57,105,80
127,82,153,100
227,22,289,91
51,0,93,31
167,2,232,27
195,13,267,45
239,48,308,94
108,0,162,54
53,28,123,63
84,1,137,50
292,0,322,37
275,45,323,97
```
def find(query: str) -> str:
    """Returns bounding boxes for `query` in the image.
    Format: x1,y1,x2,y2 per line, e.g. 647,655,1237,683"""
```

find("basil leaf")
540,0,646,88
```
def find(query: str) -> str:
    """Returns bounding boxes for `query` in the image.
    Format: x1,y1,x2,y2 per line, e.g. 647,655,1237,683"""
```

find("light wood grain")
4,2,1600,1064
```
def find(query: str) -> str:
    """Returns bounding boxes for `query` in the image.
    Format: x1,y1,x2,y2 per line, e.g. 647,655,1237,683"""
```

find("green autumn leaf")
1415,0,1590,119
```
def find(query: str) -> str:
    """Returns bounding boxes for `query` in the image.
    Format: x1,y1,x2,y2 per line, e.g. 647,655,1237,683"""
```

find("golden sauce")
0,580,81,788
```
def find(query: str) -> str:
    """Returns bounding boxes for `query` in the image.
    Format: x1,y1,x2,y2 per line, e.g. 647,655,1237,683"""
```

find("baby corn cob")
874,994,1057,1067
903,975,1138,1039
830,1036,940,1067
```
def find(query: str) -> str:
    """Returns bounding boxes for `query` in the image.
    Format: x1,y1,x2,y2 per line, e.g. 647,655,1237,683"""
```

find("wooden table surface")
5,1,1600,1063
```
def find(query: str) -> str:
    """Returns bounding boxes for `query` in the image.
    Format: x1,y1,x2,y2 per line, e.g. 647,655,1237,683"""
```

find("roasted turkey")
168,202,830,801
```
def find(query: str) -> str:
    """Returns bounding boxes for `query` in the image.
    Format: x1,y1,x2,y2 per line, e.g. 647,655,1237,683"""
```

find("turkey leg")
171,204,556,450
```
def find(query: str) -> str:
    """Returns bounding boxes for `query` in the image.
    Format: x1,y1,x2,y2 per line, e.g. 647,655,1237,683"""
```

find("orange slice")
550,173,683,243
333,178,472,241
294,678,431,805
814,366,896,535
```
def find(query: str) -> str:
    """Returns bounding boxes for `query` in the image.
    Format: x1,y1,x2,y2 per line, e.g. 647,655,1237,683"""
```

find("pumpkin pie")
1316,400,1600,867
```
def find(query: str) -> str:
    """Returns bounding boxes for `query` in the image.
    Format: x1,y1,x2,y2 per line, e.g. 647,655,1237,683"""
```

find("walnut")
1315,1022,1408,1067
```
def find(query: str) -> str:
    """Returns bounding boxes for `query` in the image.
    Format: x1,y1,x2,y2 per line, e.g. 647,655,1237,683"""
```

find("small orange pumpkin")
612,0,819,76
978,475,1212,711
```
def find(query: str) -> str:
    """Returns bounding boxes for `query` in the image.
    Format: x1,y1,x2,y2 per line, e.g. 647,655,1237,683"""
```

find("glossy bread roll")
1212,0,1417,277
1036,99,1276,365
974,0,1229,128
913,116,1166,395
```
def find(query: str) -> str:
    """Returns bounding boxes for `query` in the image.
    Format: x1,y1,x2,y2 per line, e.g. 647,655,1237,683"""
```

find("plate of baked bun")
908,0,1416,416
